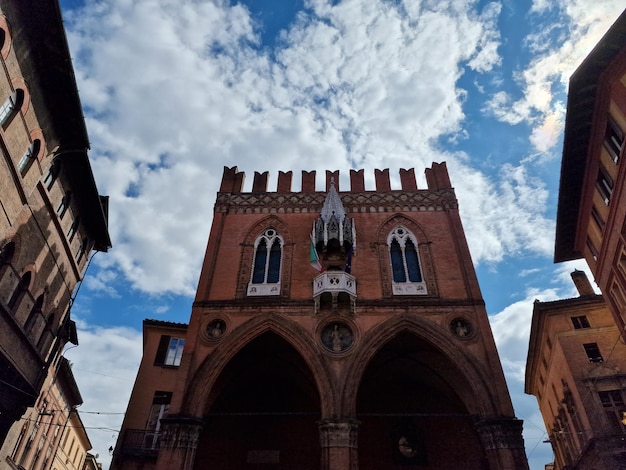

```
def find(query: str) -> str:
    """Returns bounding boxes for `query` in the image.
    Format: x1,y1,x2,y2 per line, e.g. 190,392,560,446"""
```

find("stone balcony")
313,271,356,313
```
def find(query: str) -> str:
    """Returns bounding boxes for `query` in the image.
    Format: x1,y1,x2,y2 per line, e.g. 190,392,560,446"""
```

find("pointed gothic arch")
184,313,335,418
341,314,504,417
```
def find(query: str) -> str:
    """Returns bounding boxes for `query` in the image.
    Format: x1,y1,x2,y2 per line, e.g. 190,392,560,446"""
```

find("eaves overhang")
554,9,626,263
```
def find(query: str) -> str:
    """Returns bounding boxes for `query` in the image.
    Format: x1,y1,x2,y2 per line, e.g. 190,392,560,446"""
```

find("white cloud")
69,321,143,469
61,0,522,295
488,1,624,153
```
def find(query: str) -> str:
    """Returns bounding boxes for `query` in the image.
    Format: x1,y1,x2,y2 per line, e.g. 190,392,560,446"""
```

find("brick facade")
113,164,528,470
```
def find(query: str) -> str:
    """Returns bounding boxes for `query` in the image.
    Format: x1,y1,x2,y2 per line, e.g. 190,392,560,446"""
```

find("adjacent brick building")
526,271,626,469
113,164,529,470
0,355,100,470
0,0,111,445
554,8,626,338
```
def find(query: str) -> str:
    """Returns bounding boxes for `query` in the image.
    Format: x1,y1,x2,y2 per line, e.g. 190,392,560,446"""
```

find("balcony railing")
313,271,356,313
118,429,161,457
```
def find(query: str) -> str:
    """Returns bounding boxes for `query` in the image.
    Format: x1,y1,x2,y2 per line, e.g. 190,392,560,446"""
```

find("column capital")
475,417,526,450
318,418,360,449
159,416,204,450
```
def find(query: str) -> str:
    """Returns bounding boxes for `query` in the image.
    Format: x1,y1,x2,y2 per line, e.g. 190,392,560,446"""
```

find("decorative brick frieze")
215,188,457,214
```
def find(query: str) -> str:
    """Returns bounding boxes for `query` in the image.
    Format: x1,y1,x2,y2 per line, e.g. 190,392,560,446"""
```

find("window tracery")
248,228,283,296
387,226,427,295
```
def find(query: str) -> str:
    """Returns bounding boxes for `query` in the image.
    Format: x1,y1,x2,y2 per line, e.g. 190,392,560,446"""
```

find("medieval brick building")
113,164,528,469
0,0,111,446
554,8,626,338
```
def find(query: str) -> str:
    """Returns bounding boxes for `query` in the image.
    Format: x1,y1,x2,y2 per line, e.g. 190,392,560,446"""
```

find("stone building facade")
0,0,111,445
112,164,528,470
526,271,626,469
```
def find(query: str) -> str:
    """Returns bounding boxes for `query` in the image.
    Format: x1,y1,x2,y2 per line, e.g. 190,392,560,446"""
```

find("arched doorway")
356,332,488,469
194,332,321,469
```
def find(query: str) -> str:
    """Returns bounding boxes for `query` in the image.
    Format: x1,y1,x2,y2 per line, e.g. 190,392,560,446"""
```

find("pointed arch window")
388,227,427,295
248,228,283,296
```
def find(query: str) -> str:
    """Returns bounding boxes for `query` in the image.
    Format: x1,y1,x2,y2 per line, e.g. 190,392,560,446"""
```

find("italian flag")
310,239,324,272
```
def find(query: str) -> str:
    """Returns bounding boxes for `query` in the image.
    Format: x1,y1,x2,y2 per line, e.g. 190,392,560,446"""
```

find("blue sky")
56,0,625,468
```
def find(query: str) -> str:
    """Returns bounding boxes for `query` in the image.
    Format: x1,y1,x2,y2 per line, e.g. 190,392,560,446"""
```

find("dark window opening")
591,206,605,231
252,239,268,284
571,316,590,329
18,140,40,176
390,239,406,282
599,390,626,432
605,116,624,163
597,167,614,205
8,271,30,311
405,239,422,282
56,192,72,219
583,343,603,363
250,229,282,286
43,161,61,190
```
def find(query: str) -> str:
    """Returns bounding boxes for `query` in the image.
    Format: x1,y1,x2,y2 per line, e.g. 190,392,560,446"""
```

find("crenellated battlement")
215,163,457,214
219,163,452,194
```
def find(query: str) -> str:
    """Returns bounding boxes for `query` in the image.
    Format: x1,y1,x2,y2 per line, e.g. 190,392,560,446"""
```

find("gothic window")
248,228,282,296
388,227,427,295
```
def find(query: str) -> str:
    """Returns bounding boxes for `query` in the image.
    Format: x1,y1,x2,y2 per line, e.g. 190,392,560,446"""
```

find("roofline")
0,0,111,251
143,318,189,329
554,9,626,262
524,294,605,394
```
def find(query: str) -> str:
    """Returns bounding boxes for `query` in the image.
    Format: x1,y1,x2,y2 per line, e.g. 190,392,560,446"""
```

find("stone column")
155,416,204,470
318,418,360,470
475,418,529,470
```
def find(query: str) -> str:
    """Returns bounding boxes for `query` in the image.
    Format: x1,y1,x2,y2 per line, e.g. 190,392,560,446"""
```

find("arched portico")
156,315,336,470
341,316,526,470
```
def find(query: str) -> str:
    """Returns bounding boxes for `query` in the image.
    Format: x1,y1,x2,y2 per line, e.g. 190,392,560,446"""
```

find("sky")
53,0,626,468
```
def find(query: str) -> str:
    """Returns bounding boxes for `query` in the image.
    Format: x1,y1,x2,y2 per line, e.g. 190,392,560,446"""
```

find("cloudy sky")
55,0,625,468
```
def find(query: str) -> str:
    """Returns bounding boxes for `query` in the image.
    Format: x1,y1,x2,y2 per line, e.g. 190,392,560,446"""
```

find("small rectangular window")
583,343,603,363
67,218,80,242
571,316,590,329
597,167,614,205
598,390,626,432
587,238,599,261
604,116,624,163
155,336,185,367
591,206,605,231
